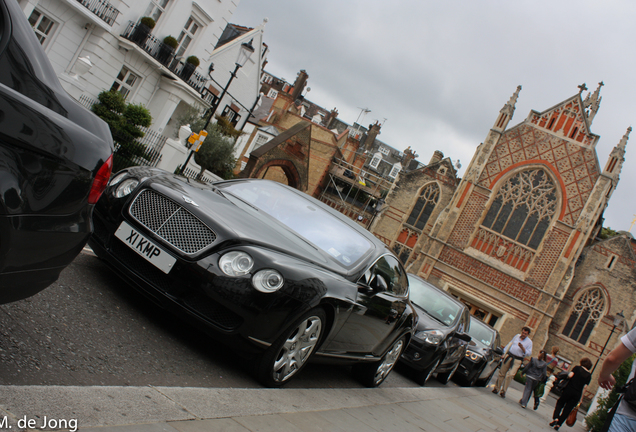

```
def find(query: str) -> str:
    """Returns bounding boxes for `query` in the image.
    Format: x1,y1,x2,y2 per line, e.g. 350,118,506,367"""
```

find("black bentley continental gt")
88,167,416,387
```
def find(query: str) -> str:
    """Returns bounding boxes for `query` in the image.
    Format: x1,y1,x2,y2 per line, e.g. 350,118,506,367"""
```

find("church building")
371,83,633,400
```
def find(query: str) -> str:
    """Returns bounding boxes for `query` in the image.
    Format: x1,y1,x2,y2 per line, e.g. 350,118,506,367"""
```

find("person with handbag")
492,326,533,398
550,357,592,430
598,325,636,432
519,349,548,408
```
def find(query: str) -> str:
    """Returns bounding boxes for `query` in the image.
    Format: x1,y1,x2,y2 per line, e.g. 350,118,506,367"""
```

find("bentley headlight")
109,171,129,187
219,251,254,276
114,179,139,198
465,351,484,362
252,269,284,293
415,329,444,345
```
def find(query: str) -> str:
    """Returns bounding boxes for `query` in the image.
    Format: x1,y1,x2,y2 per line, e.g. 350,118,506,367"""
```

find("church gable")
528,96,596,146
477,123,601,226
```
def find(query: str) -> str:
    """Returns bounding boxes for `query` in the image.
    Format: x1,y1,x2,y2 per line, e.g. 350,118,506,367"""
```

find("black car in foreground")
0,0,113,303
455,316,503,387
399,274,471,385
88,168,416,387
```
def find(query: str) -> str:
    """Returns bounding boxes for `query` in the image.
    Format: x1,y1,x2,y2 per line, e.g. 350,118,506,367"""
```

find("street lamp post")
179,39,255,175
591,310,625,374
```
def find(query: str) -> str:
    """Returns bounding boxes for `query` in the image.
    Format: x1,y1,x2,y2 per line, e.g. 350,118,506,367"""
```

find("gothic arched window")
481,169,557,249
562,287,605,344
406,183,440,230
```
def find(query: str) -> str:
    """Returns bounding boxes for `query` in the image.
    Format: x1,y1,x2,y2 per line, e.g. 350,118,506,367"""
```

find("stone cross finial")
578,83,588,94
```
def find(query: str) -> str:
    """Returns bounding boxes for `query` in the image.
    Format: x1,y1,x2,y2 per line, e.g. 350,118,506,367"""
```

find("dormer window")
389,162,402,179
370,153,382,169
379,146,390,156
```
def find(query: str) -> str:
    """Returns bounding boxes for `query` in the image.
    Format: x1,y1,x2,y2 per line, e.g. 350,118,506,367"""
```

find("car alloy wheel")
257,308,325,387
354,336,406,388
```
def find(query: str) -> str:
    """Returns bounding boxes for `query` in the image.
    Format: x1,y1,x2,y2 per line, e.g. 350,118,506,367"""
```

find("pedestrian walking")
492,326,533,398
535,346,561,409
519,349,548,409
598,325,636,432
550,357,592,430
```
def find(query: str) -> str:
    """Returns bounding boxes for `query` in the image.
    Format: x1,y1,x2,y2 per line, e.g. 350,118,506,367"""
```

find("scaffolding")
319,157,394,227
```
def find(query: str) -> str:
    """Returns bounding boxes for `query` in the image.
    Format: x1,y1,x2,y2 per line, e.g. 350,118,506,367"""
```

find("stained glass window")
482,169,557,249
406,183,440,230
562,287,605,344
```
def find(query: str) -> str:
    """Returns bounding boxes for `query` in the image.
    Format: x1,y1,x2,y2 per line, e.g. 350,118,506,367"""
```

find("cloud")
232,0,636,230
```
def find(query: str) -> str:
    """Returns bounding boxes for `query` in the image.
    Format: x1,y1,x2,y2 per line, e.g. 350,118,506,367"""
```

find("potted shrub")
131,16,155,46
158,35,178,66
180,55,199,81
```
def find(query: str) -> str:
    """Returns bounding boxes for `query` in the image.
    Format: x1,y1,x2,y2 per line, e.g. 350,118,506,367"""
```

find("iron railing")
120,21,214,103
76,0,120,26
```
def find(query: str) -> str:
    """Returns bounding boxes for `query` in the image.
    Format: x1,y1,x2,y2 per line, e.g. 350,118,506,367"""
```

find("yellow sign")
188,130,208,152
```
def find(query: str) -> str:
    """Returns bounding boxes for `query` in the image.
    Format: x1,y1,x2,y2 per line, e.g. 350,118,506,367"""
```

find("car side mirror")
456,332,472,342
494,347,504,355
369,274,388,292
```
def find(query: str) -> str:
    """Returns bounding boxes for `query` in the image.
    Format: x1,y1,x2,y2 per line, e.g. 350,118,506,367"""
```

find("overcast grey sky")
231,0,635,231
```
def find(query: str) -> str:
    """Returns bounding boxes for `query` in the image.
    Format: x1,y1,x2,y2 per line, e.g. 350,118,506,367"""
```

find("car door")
326,254,408,355
482,331,502,379
444,309,470,367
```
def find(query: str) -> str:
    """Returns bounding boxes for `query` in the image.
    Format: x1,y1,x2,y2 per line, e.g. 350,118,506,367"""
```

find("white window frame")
267,89,278,99
379,146,390,156
246,132,270,155
28,9,56,47
110,66,141,99
144,0,171,25
389,165,400,178
175,16,201,59
370,153,382,169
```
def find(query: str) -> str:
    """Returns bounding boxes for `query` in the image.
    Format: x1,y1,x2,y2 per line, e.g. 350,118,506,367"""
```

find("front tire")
437,360,460,384
256,308,325,387
415,357,440,386
354,336,406,387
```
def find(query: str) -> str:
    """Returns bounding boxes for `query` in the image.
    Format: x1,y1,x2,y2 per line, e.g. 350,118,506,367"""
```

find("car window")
369,255,408,296
219,181,372,267
407,275,462,326
467,318,496,349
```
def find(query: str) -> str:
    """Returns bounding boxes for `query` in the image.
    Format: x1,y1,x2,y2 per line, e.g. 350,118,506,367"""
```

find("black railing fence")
78,95,168,173
120,21,214,104
77,0,120,26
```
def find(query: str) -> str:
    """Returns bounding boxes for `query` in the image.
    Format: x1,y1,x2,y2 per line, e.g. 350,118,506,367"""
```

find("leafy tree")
91,91,152,172
585,353,636,431
599,227,619,240
193,124,236,180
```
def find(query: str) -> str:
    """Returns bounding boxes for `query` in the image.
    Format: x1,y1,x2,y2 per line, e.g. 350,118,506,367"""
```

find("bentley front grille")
129,189,216,254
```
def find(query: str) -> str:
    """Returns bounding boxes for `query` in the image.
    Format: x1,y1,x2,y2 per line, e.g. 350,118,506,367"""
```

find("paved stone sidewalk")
0,381,588,431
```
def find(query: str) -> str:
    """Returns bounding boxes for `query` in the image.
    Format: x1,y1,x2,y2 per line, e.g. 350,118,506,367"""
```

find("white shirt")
505,333,533,358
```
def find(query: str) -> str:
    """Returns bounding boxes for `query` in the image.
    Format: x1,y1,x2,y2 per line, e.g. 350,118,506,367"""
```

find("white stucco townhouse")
16,0,266,139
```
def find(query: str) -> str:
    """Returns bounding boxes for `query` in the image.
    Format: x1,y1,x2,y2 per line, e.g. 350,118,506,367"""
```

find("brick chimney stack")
290,70,309,101
402,146,418,168
429,150,444,165
364,121,382,149
325,108,339,129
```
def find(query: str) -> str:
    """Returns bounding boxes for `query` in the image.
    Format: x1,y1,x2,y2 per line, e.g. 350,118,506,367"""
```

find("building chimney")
363,121,381,149
402,146,418,167
325,107,339,129
429,150,444,165
290,70,309,101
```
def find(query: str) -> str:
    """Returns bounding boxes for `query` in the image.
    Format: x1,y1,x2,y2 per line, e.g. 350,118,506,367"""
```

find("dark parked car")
0,0,113,303
88,168,416,387
399,274,471,385
455,316,503,387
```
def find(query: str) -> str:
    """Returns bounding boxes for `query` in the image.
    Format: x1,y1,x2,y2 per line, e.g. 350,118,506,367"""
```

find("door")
327,254,408,355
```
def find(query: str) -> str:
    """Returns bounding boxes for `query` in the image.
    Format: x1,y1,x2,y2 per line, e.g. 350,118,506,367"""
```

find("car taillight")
88,155,113,204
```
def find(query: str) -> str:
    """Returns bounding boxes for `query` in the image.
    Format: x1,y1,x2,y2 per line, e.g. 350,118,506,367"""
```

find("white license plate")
115,221,176,274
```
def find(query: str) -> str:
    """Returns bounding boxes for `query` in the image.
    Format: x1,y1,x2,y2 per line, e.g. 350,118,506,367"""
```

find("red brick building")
372,83,631,363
